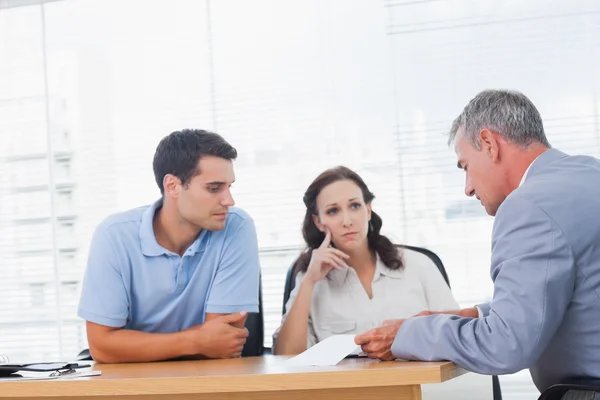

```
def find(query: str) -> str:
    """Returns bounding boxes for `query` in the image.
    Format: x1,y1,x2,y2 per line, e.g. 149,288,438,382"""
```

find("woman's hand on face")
305,229,350,285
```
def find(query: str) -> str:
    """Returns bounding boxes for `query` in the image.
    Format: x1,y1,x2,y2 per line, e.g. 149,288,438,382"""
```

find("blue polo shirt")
77,200,260,333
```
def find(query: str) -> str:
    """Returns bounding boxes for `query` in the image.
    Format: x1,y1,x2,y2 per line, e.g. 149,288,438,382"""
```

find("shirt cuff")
77,307,127,328
475,302,491,318
205,304,259,314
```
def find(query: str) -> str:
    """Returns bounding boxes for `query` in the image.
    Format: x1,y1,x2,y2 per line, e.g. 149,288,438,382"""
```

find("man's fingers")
228,341,245,358
361,343,373,353
414,310,433,317
354,329,374,345
235,327,249,338
361,341,381,354
368,351,393,361
383,318,404,328
319,229,332,249
221,311,247,324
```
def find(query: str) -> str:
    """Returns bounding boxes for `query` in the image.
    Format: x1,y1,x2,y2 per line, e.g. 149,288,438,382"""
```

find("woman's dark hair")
293,166,403,274
153,129,237,194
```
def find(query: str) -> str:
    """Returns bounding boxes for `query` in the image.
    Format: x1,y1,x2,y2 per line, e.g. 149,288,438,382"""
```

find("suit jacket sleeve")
476,303,491,317
391,193,576,374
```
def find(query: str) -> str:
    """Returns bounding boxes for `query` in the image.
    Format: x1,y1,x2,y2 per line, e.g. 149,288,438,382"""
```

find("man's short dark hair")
152,129,237,194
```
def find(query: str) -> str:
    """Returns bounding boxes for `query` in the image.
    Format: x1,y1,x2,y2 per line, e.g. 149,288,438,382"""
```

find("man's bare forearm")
458,307,479,318
89,329,193,363
418,307,479,319
433,307,479,318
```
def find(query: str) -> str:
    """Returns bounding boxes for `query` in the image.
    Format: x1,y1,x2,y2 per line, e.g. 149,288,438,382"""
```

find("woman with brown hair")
273,166,458,355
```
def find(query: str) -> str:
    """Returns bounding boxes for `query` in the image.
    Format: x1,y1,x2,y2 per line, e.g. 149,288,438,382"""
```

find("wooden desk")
0,356,467,400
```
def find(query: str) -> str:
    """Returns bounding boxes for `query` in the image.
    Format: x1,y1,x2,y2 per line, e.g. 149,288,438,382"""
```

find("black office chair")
76,274,266,360
241,273,266,357
281,244,502,400
75,348,92,361
538,378,600,400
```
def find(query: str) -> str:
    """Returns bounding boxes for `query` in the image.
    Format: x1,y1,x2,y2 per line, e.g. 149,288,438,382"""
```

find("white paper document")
0,370,101,382
285,334,362,366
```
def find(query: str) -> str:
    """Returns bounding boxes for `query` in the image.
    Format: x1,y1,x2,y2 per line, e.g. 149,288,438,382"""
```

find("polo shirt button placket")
174,256,185,293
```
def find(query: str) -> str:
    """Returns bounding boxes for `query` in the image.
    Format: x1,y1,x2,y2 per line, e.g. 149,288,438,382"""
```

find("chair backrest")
282,262,298,314
538,378,600,400
241,273,265,357
398,244,451,288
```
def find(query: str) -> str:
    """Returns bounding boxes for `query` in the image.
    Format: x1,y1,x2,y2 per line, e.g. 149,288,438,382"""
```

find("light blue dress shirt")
78,199,260,333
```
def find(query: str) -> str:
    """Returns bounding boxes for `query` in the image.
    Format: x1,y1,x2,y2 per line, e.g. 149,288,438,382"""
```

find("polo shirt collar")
139,198,208,257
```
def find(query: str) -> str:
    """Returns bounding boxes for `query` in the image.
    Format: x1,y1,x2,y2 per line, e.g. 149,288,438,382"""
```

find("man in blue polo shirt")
77,129,260,363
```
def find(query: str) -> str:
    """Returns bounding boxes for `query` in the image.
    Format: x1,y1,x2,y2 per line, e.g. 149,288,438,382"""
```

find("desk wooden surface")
0,356,467,400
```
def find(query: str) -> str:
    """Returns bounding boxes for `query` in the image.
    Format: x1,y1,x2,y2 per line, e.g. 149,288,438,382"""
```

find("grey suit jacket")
391,149,600,393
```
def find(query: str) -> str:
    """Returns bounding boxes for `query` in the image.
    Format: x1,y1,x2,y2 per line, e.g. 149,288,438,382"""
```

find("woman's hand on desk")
183,312,249,359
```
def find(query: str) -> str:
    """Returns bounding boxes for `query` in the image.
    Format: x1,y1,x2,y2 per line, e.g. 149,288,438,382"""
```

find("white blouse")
274,247,459,348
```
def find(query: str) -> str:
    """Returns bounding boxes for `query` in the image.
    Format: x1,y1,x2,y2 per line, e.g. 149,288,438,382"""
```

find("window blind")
1,1,598,398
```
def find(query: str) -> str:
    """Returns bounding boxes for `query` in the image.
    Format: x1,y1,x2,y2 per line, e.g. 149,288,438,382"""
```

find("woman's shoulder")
294,270,306,285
